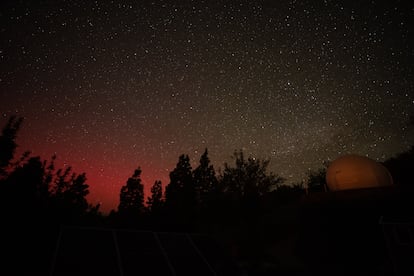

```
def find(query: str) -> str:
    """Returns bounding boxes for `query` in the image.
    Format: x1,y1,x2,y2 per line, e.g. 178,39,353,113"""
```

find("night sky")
1,0,413,213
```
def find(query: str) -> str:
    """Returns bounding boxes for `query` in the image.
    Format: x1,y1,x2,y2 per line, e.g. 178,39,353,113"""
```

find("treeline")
0,116,320,228
2,116,414,275
112,149,289,230
1,115,413,230
0,116,310,274
0,116,100,226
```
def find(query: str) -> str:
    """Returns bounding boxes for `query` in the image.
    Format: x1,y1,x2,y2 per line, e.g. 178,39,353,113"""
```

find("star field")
1,0,413,213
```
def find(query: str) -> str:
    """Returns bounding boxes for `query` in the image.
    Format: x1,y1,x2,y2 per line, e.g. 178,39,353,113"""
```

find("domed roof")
326,154,393,191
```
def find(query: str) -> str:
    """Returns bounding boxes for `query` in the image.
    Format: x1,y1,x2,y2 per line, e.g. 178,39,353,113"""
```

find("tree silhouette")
146,180,164,214
3,156,47,215
220,150,284,201
118,167,145,217
266,183,305,208
0,116,23,177
192,148,218,207
0,152,97,275
0,151,94,221
383,146,414,189
165,154,195,225
305,167,327,193
47,163,93,219
51,166,72,195
65,173,90,212
215,150,285,234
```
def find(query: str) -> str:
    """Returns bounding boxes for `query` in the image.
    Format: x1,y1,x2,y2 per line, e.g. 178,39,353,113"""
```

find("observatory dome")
326,154,393,191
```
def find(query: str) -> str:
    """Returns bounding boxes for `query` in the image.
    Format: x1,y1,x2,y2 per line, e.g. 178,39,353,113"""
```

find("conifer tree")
118,167,145,216
193,148,217,206
146,180,163,214
165,154,194,214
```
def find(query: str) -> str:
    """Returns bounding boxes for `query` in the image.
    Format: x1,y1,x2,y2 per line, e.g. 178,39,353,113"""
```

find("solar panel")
190,234,241,276
50,226,241,276
157,232,216,276
116,230,173,276
51,227,120,276
380,217,414,276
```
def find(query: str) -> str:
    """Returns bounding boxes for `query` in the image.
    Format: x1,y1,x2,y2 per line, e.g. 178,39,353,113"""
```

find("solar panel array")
380,217,414,276
50,226,241,276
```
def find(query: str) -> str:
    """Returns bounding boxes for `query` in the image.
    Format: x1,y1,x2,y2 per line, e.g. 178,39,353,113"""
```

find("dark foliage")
146,180,164,214
192,148,218,208
1,115,414,275
0,116,23,176
306,166,328,193
220,150,284,201
0,117,101,275
165,154,195,222
383,145,414,190
118,167,145,217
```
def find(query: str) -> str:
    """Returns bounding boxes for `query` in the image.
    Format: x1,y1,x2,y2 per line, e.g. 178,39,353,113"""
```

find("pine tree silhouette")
146,180,164,214
165,154,195,226
193,148,218,207
118,167,145,217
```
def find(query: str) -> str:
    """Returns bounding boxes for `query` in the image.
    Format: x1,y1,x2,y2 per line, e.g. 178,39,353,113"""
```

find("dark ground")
2,186,414,276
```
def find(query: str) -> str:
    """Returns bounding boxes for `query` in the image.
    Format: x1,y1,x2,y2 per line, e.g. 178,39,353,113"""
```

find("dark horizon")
4,114,413,214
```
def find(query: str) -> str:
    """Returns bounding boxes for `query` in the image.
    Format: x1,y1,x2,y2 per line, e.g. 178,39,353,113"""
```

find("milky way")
1,0,413,213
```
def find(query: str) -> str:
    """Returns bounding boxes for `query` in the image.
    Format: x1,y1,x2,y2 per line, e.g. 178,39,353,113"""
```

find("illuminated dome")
326,154,393,191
